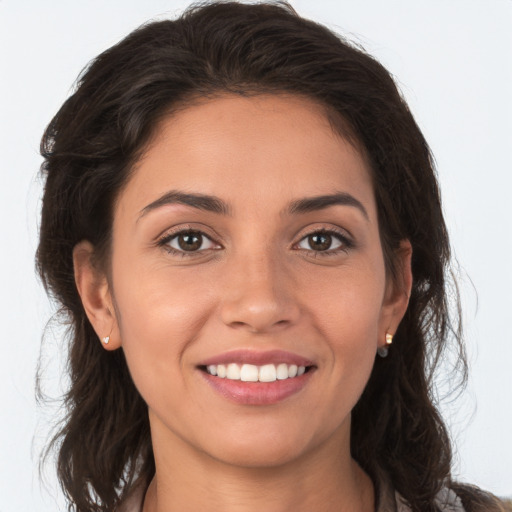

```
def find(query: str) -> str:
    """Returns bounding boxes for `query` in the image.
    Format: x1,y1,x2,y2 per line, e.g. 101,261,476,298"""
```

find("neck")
142,416,374,512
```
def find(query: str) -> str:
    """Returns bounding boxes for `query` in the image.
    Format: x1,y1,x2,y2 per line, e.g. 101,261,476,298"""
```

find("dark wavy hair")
36,2,508,511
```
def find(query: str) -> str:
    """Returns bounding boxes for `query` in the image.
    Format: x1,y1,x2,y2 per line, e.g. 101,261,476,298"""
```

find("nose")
219,249,301,334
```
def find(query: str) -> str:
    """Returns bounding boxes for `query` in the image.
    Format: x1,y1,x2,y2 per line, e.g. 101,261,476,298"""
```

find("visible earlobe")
73,240,120,350
377,332,394,358
379,240,413,350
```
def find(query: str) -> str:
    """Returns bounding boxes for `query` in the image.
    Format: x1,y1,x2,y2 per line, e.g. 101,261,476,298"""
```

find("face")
98,95,407,468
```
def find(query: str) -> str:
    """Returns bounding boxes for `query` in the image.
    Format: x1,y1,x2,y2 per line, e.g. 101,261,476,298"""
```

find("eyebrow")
287,192,369,220
139,190,368,221
139,191,231,219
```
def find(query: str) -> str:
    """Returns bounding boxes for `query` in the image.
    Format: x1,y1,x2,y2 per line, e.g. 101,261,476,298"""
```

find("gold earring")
102,326,113,345
377,332,393,358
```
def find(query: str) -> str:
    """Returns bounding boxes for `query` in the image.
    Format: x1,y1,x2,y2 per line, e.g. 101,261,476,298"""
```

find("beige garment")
377,472,466,512
118,484,466,512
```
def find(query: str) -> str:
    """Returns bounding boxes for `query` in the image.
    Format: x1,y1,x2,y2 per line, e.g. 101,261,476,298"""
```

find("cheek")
113,250,215,334
304,261,385,385
111,260,216,402
305,259,386,338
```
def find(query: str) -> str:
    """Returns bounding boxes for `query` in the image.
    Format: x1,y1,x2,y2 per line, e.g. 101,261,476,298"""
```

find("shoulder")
433,487,466,511
394,487,465,512
395,484,511,512
375,467,510,512
450,484,512,512
376,471,465,512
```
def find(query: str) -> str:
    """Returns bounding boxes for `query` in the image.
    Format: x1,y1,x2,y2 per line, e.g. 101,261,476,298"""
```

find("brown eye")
308,233,332,251
167,231,217,252
177,233,202,251
297,231,345,252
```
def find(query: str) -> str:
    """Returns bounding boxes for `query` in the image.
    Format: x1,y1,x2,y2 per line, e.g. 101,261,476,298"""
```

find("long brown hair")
36,2,506,511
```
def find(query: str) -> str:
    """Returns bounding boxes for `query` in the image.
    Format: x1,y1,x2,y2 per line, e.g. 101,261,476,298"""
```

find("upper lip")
197,349,315,368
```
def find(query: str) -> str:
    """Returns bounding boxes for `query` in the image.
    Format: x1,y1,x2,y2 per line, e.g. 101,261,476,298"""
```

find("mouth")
199,362,313,382
196,350,316,405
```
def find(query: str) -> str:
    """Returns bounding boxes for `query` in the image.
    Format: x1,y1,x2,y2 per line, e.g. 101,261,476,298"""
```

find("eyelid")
292,225,355,253
168,232,218,252
156,225,223,255
155,223,354,257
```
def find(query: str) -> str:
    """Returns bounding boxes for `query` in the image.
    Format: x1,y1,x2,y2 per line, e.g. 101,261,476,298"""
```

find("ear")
378,239,413,348
73,240,121,350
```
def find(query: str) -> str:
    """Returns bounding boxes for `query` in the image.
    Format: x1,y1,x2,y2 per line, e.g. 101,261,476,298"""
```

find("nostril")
230,321,248,329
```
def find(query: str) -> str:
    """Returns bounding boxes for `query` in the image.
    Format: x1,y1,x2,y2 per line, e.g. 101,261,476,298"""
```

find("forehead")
119,94,376,220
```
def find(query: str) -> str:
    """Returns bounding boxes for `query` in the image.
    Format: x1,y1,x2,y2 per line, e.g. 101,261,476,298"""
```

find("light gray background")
1,1,511,510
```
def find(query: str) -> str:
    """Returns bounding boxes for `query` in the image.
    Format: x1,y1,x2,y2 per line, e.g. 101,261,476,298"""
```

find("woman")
36,2,509,511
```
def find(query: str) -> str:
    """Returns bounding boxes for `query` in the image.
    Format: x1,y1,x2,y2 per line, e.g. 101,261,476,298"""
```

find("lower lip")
199,369,314,405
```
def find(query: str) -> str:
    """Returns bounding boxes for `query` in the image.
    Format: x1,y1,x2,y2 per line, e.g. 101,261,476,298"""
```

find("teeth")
240,364,259,382
259,364,276,382
276,363,289,380
226,363,241,380
205,363,308,382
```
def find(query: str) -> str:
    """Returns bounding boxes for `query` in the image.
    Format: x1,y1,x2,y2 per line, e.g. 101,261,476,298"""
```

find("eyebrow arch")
139,190,231,219
287,192,369,220
138,190,368,221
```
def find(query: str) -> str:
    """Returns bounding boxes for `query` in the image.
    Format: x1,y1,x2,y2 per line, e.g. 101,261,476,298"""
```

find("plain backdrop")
1,1,511,510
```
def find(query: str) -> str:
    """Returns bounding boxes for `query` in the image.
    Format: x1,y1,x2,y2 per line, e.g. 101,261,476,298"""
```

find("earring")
102,327,113,345
377,332,393,358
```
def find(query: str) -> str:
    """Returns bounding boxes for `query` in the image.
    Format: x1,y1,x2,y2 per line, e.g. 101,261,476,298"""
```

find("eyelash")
294,228,354,257
157,227,354,258
157,227,221,258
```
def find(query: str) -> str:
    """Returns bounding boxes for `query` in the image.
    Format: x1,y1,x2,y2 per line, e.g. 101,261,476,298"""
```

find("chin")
200,420,332,470
210,439,307,469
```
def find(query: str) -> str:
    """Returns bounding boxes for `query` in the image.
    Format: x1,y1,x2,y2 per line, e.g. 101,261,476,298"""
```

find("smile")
205,363,307,382
197,350,315,404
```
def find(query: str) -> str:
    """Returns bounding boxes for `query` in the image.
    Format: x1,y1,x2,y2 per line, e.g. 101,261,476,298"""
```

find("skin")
74,94,412,512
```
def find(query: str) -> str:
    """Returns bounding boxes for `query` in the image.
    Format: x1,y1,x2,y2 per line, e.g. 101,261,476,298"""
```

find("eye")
296,230,349,253
163,230,219,253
